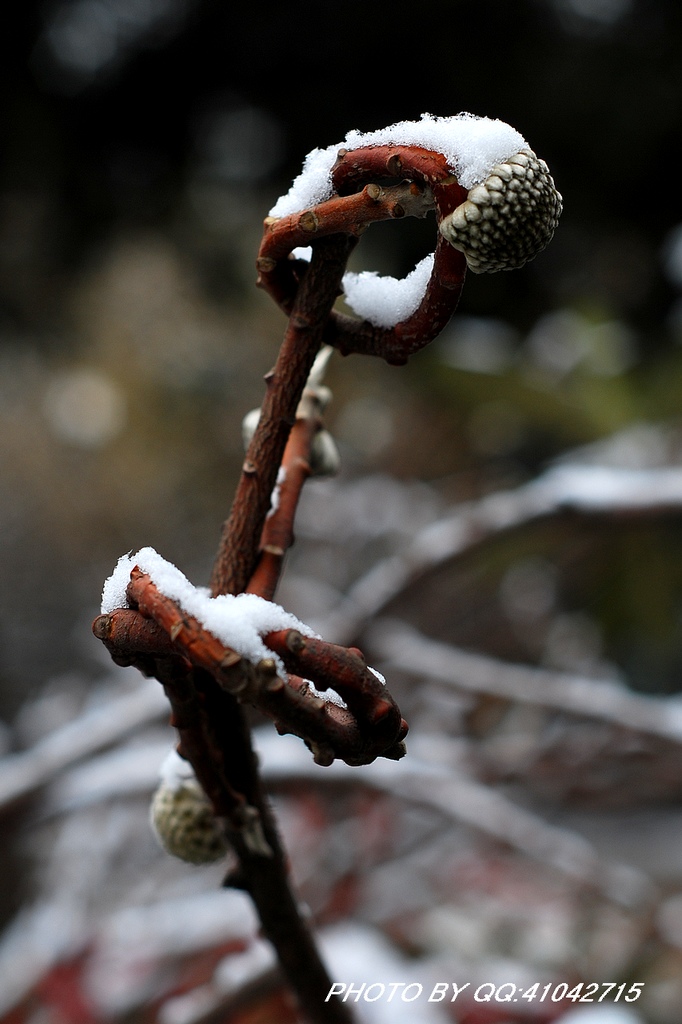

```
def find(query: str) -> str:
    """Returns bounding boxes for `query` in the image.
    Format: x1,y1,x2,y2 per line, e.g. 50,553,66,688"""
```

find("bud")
440,148,562,273
150,777,230,865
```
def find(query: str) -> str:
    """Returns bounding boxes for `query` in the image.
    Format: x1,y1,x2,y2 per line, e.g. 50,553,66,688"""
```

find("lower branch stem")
206,233,357,1022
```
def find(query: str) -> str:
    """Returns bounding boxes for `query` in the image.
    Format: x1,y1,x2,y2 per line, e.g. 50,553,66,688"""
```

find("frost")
270,113,526,218
342,254,435,328
100,547,319,673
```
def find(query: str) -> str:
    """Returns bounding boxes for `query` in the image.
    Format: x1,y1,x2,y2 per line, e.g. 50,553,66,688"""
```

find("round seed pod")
150,777,230,865
440,149,562,274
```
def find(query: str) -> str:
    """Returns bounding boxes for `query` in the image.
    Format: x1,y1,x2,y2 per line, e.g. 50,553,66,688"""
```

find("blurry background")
3,1,682,1021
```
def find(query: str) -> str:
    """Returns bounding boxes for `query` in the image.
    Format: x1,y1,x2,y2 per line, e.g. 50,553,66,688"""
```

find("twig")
96,576,406,768
245,347,337,602
257,151,468,366
211,234,356,599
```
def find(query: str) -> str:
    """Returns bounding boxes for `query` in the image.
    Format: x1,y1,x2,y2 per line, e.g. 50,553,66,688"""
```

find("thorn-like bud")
239,804,274,857
298,210,319,233
150,778,230,865
309,740,335,767
439,148,562,273
386,153,403,176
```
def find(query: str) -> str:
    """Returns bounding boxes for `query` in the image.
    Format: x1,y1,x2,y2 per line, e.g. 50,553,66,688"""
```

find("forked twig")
93,118,562,1022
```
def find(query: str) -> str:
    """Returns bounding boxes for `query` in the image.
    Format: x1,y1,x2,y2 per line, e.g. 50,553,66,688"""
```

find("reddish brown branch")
257,180,435,316
257,146,468,366
266,629,407,764
210,233,356,599
98,569,406,768
97,571,355,1022
245,413,318,602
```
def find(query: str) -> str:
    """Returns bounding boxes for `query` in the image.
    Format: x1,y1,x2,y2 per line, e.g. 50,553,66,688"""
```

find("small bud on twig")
439,149,562,273
150,775,231,865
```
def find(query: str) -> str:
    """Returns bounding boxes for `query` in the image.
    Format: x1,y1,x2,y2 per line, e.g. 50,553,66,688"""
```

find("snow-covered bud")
150,775,230,865
440,149,562,273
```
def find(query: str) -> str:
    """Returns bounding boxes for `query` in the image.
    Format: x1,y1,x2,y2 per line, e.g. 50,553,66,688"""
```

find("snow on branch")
101,545,320,677
270,113,527,217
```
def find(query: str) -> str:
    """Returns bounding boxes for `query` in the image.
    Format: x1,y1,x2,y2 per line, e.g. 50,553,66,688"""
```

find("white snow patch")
267,466,286,518
305,679,347,709
342,254,434,328
100,547,319,674
368,666,386,686
158,748,196,793
270,113,526,218
289,248,433,328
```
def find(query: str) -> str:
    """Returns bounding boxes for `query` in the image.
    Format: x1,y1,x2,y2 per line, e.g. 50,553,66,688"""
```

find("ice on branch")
270,113,526,217
342,254,435,328
101,547,319,673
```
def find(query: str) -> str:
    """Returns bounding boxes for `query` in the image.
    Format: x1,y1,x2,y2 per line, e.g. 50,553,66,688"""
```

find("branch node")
91,613,111,640
285,629,306,653
220,650,242,669
298,210,320,233
386,153,402,175
238,804,274,858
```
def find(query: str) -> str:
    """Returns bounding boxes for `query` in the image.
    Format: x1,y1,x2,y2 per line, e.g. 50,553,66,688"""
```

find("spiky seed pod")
150,777,230,865
439,149,562,274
